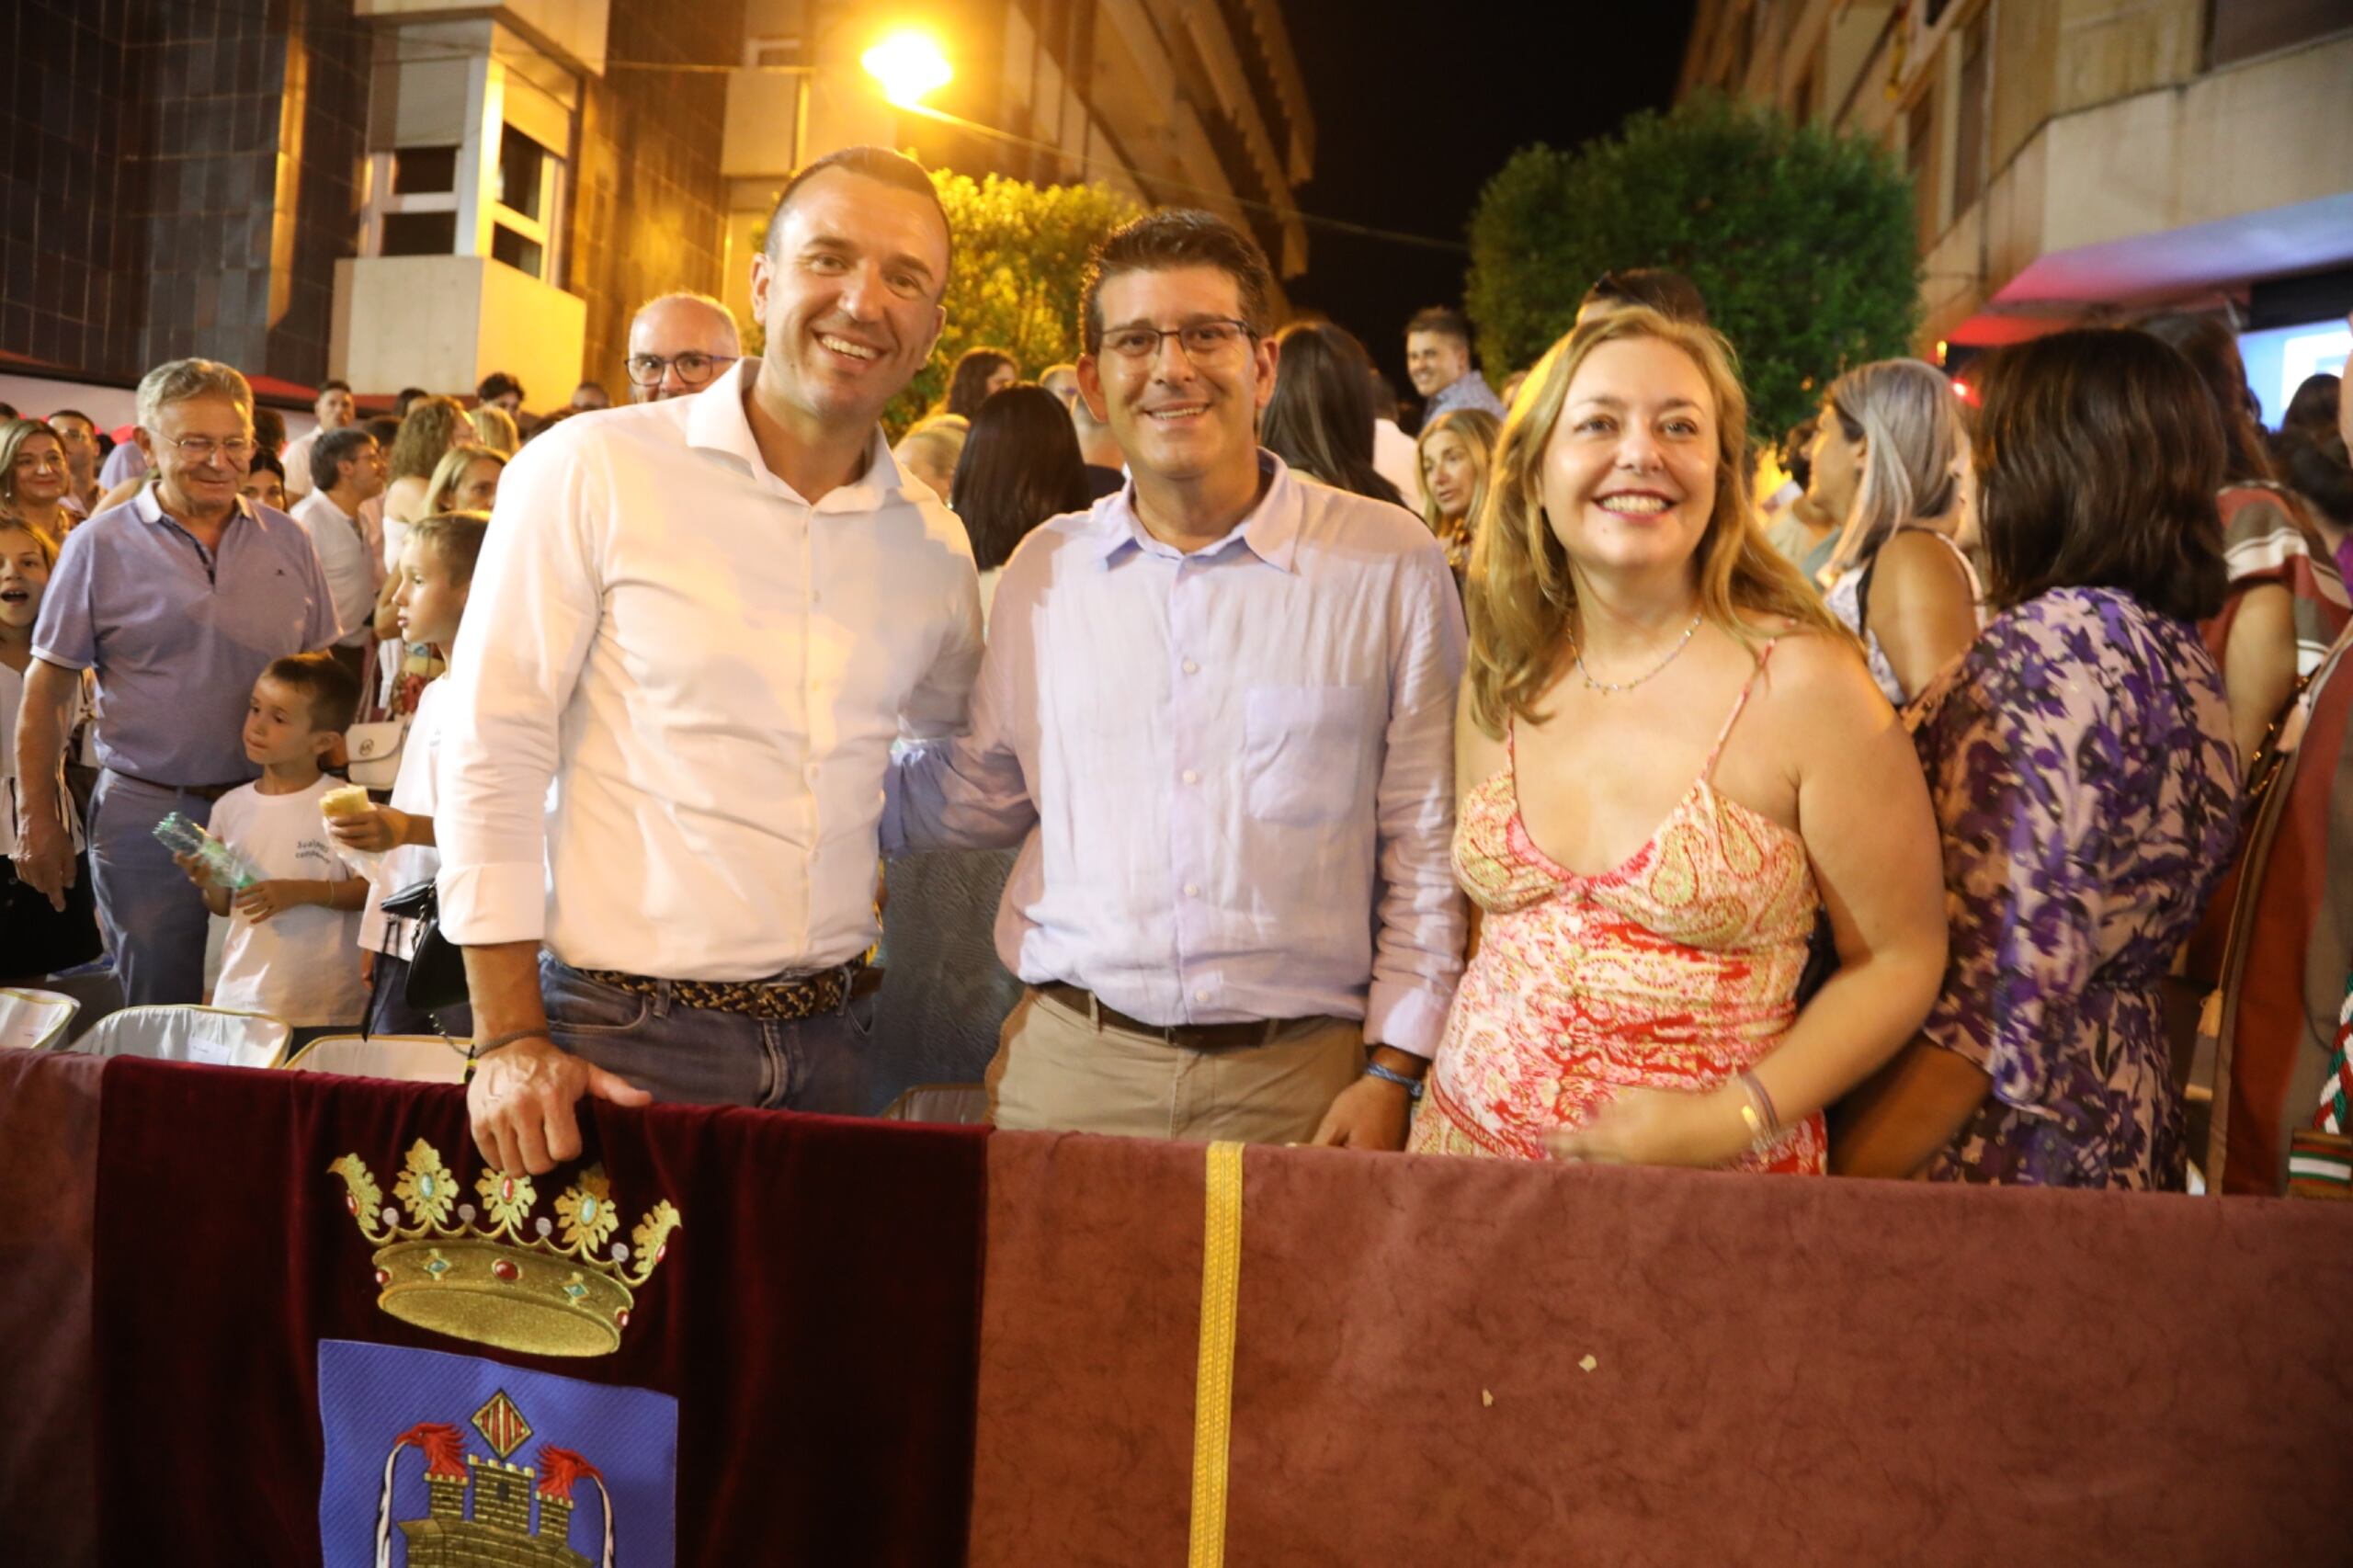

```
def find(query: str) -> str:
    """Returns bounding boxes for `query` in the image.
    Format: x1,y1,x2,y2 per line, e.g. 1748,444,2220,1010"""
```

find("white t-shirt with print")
208,774,368,1026
358,676,449,959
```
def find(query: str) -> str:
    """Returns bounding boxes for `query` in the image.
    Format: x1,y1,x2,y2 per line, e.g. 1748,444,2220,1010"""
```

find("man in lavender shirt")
887,210,1467,1149
14,358,341,1005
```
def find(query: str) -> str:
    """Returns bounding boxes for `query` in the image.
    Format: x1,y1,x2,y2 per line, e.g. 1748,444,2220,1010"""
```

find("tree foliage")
881,170,1142,436
1465,94,1921,444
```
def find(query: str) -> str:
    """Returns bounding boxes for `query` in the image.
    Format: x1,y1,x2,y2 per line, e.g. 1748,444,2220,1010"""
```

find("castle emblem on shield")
319,1341,678,1568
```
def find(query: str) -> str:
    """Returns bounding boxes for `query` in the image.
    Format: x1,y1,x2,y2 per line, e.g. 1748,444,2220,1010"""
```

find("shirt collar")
685,358,907,509
1092,451,1302,573
134,484,257,535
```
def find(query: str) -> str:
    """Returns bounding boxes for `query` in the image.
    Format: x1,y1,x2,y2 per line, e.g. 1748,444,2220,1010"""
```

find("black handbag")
379,879,470,1011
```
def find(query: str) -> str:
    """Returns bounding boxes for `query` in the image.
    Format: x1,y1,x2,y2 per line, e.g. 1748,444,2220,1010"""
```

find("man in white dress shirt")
439,146,982,1175
888,210,1467,1150
282,379,357,500
290,426,387,683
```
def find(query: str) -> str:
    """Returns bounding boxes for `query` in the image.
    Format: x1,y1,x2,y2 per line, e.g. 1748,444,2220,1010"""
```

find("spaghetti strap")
1702,639,1779,780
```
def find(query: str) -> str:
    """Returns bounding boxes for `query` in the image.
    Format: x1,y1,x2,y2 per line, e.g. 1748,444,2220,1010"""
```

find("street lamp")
862,30,953,108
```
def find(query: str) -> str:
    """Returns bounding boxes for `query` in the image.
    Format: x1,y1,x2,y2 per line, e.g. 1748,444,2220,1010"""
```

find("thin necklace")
1574,611,1704,695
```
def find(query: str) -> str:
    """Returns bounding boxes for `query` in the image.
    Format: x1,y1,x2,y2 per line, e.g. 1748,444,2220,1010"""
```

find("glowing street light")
862,31,953,108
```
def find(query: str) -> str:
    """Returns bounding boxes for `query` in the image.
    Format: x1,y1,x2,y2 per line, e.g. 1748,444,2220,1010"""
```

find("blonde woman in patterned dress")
1406,307,1949,1171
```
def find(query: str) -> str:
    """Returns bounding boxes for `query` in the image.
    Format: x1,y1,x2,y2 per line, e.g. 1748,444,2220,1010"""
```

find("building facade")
1677,0,2353,381
4,0,1313,415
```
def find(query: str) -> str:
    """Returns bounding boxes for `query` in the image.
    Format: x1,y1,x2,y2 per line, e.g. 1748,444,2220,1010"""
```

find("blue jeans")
86,772,219,1007
540,956,876,1112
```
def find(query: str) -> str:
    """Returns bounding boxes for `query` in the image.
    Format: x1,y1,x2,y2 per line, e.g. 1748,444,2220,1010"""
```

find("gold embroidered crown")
328,1140,680,1358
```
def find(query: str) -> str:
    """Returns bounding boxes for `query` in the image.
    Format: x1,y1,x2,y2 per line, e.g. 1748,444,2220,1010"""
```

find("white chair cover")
68,1005,292,1069
280,1033,469,1084
0,989,81,1051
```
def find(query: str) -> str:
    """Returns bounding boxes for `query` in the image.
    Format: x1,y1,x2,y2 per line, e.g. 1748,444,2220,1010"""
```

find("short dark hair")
311,426,376,493
410,511,493,586
48,407,93,426
574,381,609,399
1780,415,1818,491
252,406,286,456
1080,209,1275,354
476,371,525,405
1580,267,1710,325
319,379,352,396
1404,305,1473,347
944,347,1016,421
395,387,428,415
2136,312,2272,484
364,415,402,449
1972,327,2227,623
246,448,286,485
949,385,1094,572
762,145,954,296
261,652,361,734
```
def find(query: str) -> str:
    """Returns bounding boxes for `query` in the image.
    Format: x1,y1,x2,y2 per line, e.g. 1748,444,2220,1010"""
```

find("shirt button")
1195,989,1210,1003
1182,659,1199,675
1184,882,1200,897
1181,768,1199,784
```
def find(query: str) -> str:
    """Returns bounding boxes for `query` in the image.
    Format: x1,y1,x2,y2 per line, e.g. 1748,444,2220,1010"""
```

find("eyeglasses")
1098,320,1256,361
159,435,257,462
625,352,737,388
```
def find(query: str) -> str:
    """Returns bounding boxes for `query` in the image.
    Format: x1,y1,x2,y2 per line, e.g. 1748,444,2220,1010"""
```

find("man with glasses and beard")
442,148,983,1176
623,292,745,403
13,359,343,1005
886,210,1467,1151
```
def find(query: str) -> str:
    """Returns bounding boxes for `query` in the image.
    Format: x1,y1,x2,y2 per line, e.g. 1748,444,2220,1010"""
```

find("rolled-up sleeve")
1363,542,1468,1056
435,440,605,944
884,552,1039,856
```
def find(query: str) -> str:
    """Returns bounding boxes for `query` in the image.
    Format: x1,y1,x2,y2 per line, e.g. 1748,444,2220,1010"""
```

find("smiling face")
1422,427,1479,520
8,431,70,508
393,535,471,648
0,527,51,631
1406,330,1470,400
1076,265,1274,489
1540,335,1721,583
242,675,334,767
750,167,949,437
140,392,253,517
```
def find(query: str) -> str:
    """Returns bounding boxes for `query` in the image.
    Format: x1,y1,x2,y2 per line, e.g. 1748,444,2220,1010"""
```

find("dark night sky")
1277,0,1699,391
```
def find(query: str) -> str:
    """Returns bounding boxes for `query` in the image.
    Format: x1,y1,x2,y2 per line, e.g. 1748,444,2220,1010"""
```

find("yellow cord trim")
1188,1142,1245,1567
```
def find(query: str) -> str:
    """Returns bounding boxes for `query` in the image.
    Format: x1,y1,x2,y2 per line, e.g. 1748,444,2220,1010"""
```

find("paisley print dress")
1905,587,2240,1188
1410,644,1824,1171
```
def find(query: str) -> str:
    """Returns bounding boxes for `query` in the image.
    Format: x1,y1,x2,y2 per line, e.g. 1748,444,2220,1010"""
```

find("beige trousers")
987,987,1364,1144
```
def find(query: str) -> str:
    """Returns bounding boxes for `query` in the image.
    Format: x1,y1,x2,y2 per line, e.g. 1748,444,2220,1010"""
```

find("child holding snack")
181,653,368,1042
328,513,486,1037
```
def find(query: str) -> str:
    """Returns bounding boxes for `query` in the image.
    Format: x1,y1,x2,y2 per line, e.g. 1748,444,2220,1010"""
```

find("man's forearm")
463,940,551,1043
13,661,74,823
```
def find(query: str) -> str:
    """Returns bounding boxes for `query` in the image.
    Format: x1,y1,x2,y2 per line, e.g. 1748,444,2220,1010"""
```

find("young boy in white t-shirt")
180,652,369,1042
327,512,487,1038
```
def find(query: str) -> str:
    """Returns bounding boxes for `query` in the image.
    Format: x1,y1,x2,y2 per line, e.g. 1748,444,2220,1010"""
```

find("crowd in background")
6,142,2350,1199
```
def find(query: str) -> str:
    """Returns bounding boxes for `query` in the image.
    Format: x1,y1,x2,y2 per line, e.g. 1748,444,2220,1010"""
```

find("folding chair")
279,1033,469,1085
0,988,82,1051
67,1005,292,1069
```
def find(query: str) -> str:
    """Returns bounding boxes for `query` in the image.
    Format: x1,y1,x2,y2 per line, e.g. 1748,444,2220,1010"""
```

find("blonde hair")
423,443,505,515
0,514,61,568
1821,358,1965,574
1417,407,1501,539
1465,306,1844,737
469,403,520,455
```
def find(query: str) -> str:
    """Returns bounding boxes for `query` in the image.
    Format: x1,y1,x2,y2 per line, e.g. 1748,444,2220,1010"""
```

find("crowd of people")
5,143,2348,1197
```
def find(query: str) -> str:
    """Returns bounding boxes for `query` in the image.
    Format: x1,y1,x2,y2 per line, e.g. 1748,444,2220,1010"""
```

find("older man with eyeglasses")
13,358,342,1005
624,291,743,403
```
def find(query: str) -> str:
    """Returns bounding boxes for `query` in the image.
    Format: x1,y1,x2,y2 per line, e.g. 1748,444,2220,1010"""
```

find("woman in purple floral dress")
1835,329,2241,1188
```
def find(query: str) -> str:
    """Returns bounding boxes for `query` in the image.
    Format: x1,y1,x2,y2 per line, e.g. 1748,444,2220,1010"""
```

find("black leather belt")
1038,982,1322,1051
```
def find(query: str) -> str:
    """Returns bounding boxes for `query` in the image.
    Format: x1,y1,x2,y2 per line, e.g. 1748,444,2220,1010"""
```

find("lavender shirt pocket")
1242,684,1378,827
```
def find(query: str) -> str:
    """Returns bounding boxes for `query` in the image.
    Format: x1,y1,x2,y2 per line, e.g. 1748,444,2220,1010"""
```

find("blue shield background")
317,1340,678,1568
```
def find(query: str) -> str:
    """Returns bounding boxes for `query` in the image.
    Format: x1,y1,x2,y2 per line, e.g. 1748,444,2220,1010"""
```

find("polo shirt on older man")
32,487,343,788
